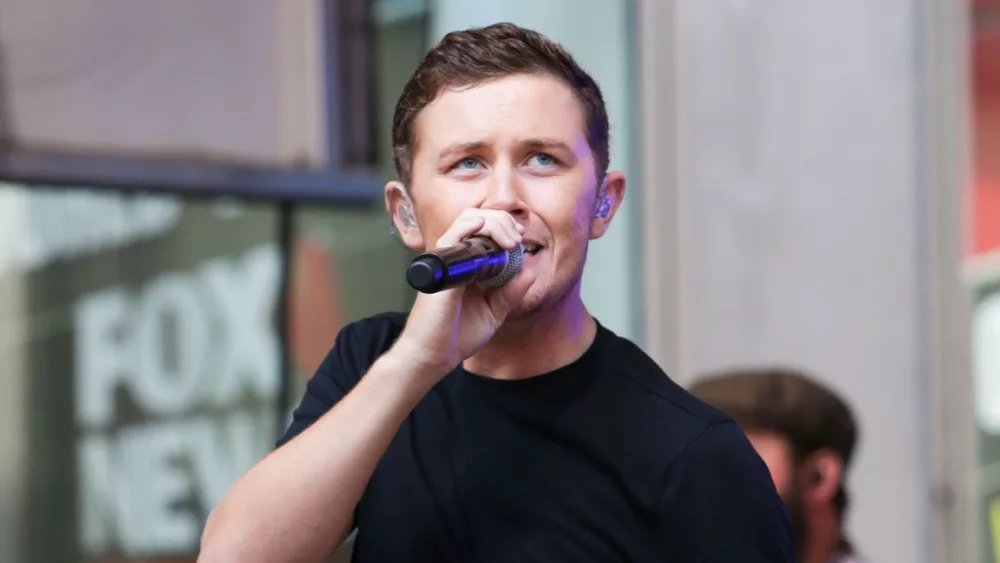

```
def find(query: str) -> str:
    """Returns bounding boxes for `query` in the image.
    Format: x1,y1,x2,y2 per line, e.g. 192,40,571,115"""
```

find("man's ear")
385,181,425,250
803,449,844,507
589,171,626,240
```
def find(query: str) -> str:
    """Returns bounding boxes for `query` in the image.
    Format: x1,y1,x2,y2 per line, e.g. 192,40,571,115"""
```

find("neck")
802,507,844,563
463,284,596,380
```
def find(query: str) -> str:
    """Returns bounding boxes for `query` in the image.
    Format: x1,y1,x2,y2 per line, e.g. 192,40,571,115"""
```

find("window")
0,1,429,561
0,185,283,562
0,182,416,562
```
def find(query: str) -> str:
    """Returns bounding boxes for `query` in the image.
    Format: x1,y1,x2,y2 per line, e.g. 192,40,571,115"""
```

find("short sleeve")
657,421,795,562
275,321,367,448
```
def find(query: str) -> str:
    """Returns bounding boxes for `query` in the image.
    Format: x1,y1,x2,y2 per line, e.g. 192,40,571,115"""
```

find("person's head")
385,22,626,319
688,367,858,559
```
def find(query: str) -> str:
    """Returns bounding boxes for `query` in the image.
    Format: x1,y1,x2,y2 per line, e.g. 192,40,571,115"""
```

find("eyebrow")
438,141,488,161
437,138,573,161
521,137,573,154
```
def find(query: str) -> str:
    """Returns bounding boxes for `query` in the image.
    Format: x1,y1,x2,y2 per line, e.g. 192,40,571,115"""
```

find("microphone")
406,236,523,294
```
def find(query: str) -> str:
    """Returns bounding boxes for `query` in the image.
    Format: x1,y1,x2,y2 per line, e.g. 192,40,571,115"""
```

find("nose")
481,166,527,218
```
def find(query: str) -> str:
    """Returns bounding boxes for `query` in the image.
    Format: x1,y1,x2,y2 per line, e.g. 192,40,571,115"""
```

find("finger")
435,214,486,247
484,268,537,319
476,210,523,249
447,211,521,249
489,209,525,241
474,219,521,249
436,209,523,248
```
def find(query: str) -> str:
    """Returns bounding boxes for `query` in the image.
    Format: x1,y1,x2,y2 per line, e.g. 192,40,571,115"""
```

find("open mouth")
522,243,542,257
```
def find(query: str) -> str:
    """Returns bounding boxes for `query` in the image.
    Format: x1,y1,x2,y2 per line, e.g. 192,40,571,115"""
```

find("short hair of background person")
689,367,860,560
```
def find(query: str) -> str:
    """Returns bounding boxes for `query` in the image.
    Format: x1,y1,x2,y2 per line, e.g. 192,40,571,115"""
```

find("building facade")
0,0,988,561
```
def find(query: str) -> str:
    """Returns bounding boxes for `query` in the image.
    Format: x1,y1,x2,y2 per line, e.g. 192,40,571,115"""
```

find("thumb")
485,268,537,319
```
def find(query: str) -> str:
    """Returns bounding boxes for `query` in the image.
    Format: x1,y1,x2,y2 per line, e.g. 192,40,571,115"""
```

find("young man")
199,23,793,562
690,368,863,563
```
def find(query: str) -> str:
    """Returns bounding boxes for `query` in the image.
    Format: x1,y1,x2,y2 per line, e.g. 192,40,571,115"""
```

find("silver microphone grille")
481,244,523,287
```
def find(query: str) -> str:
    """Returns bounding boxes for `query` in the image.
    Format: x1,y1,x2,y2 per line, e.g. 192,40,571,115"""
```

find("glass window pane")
0,183,417,563
285,204,415,406
0,2,428,562
0,182,282,563
282,7,429,560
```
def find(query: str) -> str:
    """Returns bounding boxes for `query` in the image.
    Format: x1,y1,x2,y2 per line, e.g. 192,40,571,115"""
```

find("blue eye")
456,157,479,169
529,153,556,166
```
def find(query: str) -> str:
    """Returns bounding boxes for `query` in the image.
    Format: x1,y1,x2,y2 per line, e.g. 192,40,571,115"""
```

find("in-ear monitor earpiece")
391,183,418,230
596,194,610,218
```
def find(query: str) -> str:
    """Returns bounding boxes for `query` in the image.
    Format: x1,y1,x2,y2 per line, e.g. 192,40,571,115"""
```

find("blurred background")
0,0,993,561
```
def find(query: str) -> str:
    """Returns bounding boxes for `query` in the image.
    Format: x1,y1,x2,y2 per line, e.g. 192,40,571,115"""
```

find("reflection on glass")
0,1,429,561
286,205,415,405
0,183,281,563
0,183,416,563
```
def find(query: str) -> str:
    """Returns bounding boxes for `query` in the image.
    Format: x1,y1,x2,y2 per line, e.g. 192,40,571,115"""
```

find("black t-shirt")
278,312,794,562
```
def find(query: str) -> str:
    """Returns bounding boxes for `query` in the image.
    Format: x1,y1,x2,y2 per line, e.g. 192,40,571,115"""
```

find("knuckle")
488,208,514,221
449,212,480,230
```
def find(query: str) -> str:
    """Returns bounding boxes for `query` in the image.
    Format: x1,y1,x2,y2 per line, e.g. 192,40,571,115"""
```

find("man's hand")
392,208,537,379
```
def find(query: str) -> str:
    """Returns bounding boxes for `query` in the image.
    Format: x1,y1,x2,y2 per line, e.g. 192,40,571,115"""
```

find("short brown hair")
689,367,857,466
391,22,610,186
689,367,858,518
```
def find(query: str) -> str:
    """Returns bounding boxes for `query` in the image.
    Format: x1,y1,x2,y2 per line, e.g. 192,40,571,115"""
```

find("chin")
505,292,546,322
505,276,575,323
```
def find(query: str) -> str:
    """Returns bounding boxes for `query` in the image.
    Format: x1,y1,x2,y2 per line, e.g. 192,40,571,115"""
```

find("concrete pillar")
638,1,973,561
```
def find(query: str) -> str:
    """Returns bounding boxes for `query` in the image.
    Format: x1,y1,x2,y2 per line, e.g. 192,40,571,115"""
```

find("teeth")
524,244,540,255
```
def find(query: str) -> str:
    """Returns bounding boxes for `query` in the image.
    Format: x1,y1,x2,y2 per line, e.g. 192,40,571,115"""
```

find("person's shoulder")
600,328,733,435
307,311,410,385
599,329,742,474
329,311,409,372
343,310,409,335
276,312,410,448
657,419,794,560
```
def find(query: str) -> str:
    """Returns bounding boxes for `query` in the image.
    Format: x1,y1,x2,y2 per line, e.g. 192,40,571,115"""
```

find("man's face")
745,429,807,558
744,429,796,497
396,73,624,318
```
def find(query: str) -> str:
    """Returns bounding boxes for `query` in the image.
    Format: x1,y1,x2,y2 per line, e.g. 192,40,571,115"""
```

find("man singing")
199,22,793,562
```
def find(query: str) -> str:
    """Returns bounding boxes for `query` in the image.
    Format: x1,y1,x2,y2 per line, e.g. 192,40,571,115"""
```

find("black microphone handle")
406,236,521,294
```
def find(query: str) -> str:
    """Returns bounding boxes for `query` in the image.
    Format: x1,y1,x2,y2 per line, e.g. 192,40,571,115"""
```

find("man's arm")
198,342,443,563
199,209,532,563
658,421,795,562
